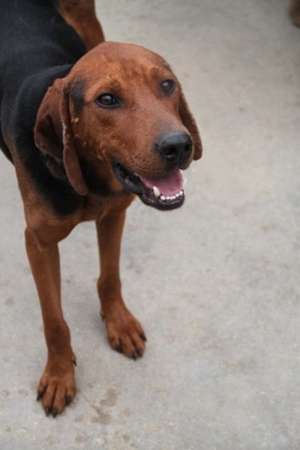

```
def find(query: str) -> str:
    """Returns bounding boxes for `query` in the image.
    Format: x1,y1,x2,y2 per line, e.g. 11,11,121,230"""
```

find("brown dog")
0,0,201,417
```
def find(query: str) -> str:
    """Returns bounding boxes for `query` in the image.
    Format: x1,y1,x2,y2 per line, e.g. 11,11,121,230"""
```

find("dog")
290,0,300,26
0,0,202,417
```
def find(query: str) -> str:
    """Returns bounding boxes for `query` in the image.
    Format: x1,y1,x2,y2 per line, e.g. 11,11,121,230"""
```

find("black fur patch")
0,0,88,217
80,158,112,197
0,129,13,163
69,78,86,116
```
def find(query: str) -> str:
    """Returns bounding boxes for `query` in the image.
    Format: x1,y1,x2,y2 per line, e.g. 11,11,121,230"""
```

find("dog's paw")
104,310,147,359
37,360,76,417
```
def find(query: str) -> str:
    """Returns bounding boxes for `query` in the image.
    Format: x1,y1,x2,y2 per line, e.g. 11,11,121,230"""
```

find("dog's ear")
60,90,88,196
34,79,88,196
179,90,202,160
34,81,65,160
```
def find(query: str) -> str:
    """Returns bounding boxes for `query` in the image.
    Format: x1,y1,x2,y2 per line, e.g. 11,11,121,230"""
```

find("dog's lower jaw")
112,162,185,211
138,189,185,210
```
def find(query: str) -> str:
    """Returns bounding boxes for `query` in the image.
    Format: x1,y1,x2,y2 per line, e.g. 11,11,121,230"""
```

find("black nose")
155,132,192,165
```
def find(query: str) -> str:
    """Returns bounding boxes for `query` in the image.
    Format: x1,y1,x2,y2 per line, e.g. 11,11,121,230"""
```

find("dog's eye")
96,94,120,108
161,79,175,94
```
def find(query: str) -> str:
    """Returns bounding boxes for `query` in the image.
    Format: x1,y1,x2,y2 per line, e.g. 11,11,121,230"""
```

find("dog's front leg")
96,209,146,359
25,226,76,417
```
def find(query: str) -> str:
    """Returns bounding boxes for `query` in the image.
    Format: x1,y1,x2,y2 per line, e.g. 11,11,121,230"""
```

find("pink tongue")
140,170,183,196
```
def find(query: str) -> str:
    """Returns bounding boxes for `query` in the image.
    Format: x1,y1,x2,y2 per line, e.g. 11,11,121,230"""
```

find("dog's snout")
155,132,192,165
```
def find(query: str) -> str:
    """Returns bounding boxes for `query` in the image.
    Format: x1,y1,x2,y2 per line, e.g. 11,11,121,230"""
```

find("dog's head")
34,42,202,210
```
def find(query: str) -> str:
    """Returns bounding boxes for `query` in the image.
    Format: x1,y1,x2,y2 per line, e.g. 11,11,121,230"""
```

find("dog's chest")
81,192,135,222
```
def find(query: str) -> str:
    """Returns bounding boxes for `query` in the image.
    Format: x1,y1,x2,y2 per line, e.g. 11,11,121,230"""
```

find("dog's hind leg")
57,0,105,49
96,208,147,360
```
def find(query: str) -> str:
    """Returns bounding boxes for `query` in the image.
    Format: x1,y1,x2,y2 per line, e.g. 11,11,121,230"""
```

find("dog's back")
0,0,86,161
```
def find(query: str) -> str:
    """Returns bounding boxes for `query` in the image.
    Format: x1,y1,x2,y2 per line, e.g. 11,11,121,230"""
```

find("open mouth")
112,162,185,210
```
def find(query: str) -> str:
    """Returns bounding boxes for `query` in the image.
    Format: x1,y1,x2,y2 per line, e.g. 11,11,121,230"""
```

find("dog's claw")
115,343,123,353
66,395,73,406
136,347,144,357
37,392,43,402
72,353,77,366
141,333,147,342
52,408,58,418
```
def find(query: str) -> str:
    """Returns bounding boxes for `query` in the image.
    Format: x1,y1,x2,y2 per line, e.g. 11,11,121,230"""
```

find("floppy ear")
34,79,88,196
179,90,202,160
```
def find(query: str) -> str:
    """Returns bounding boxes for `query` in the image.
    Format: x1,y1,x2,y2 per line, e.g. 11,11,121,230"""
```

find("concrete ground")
0,0,299,449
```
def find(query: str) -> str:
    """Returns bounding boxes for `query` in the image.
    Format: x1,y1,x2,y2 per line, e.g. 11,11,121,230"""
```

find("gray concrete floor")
0,0,300,449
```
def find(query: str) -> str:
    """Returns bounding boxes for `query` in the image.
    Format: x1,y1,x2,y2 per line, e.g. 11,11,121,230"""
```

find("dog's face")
35,42,202,210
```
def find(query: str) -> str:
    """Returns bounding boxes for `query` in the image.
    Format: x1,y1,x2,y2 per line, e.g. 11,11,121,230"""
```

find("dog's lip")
112,162,185,210
112,162,144,194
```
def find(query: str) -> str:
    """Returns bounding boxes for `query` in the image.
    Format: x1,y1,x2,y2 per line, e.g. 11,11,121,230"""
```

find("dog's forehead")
93,41,166,65
70,41,171,82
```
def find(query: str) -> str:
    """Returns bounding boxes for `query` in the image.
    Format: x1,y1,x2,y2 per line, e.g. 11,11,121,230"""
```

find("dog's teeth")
159,192,184,202
183,178,187,186
153,186,160,197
